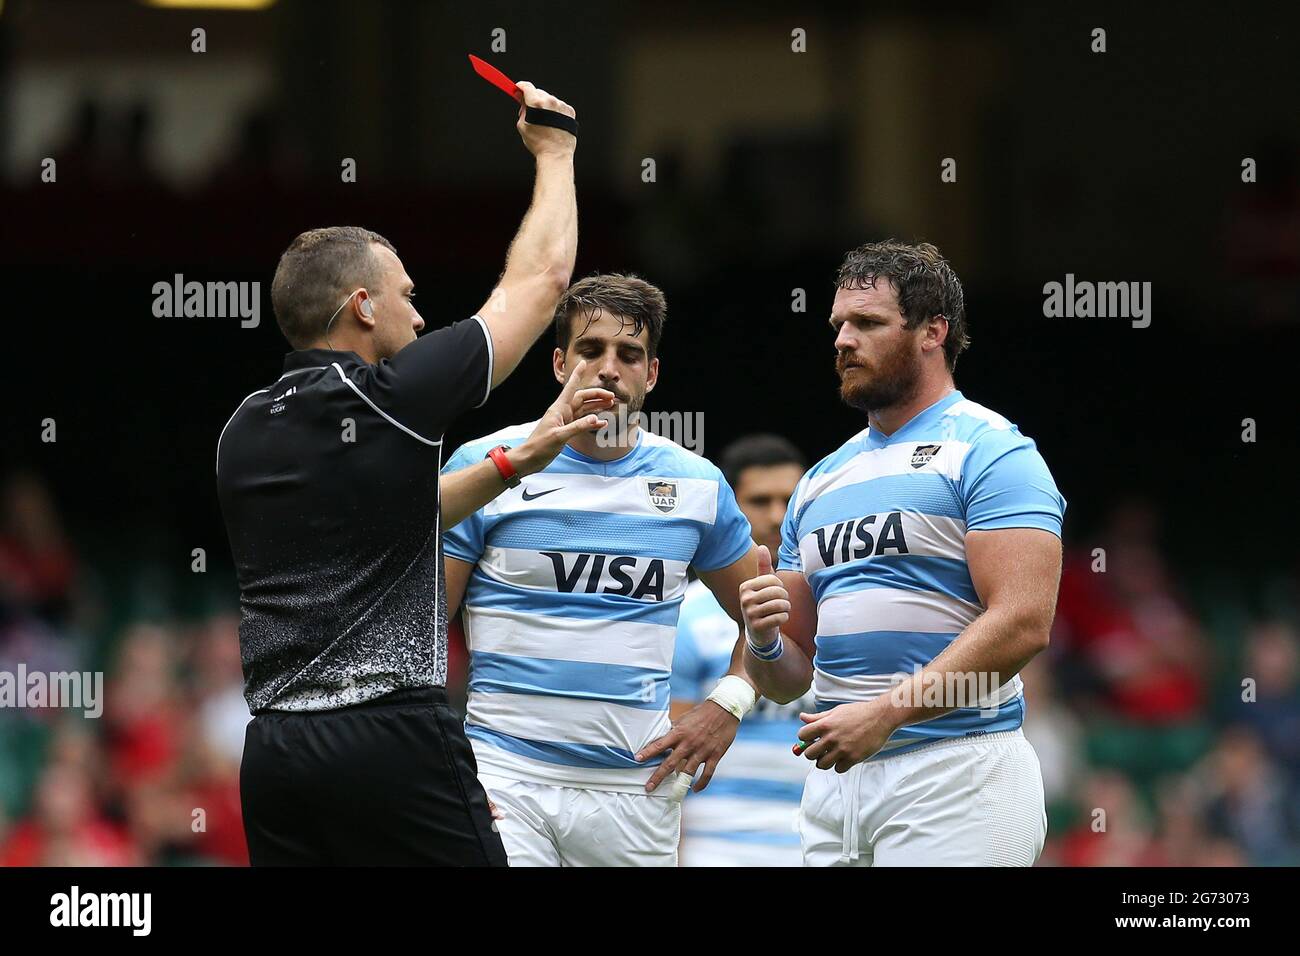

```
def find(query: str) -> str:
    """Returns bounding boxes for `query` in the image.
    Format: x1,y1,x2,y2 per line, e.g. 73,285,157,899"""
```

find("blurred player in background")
671,434,816,866
741,240,1065,866
442,274,761,866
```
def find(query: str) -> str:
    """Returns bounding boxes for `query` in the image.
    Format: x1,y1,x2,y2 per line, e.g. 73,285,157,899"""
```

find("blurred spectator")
1149,774,1215,866
1054,770,1161,867
1199,726,1300,866
103,624,184,790
0,472,80,628
1228,620,1300,778
1,762,138,866
1021,655,1085,812
190,613,250,767
1055,501,1210,724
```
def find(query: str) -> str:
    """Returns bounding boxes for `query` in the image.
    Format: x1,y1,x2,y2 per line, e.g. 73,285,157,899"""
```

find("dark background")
4,1,1297,577
0,0,1298,866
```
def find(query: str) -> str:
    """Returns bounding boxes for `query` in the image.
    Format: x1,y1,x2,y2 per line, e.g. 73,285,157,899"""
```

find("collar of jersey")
865,389,964,448
283,347,364,372
558,427,645,467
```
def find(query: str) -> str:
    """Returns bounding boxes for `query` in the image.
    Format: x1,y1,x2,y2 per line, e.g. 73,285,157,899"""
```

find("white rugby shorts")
800,729,1047,866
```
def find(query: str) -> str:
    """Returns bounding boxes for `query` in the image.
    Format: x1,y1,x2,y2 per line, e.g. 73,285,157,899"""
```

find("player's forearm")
881,605,1050,731
743,640,813,705
724,623,754,684
440,445,550,529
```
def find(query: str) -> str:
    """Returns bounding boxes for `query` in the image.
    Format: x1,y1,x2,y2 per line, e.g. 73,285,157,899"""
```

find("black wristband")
524,106,578,137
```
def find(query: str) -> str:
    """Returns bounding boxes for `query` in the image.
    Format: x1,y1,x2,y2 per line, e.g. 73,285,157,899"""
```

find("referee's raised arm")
477,80,579,388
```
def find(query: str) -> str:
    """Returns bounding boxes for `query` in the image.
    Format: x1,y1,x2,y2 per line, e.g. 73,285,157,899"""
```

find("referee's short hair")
554,273,667,360
271,226,396,347
719,434,806,489
835,239,970,372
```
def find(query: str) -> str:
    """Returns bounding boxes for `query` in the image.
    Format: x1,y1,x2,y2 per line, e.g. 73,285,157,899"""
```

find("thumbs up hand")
739,545,790,648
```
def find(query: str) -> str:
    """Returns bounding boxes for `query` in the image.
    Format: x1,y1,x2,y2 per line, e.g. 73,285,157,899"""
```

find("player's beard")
595,387,645,442
837,339,921,414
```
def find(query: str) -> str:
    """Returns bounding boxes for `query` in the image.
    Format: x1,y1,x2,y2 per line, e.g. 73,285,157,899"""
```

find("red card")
469,54,521,101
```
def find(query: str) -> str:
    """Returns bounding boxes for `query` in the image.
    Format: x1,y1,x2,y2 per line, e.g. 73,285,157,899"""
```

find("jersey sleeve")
440,441,489,564
362,315,493,442
958,429,1066,537
692,474,753,572
776,475,808,572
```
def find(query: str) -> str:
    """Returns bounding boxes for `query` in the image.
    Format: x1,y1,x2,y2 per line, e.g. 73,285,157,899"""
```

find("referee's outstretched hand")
514,81,577,159
512,361,615,476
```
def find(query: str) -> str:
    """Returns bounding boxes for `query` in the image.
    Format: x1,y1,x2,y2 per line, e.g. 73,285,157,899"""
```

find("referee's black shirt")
216,316,493,713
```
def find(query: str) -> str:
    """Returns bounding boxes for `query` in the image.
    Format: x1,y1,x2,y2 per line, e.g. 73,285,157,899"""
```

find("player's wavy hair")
554,273,667,359
271,226,396,348
835,240,970,372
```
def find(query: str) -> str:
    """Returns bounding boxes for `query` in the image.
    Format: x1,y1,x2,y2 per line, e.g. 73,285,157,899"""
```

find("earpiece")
323,288,371,350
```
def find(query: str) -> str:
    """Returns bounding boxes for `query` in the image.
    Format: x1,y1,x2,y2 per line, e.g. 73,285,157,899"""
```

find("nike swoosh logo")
521,486,562,501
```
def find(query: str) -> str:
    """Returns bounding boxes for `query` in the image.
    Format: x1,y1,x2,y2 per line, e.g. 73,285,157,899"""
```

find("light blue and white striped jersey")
778,390,1065,758
443,423,752,793
671,579,814,861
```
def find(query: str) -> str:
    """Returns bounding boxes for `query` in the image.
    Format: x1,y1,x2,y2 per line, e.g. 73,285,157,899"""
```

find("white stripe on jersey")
943,400,1012,430
467,691,670,751
812,669,1023,711
484,472,721,523
465,606,675,671
816,586,982,637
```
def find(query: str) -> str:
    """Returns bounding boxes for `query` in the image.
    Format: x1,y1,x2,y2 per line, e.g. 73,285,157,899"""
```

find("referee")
216,83,603,865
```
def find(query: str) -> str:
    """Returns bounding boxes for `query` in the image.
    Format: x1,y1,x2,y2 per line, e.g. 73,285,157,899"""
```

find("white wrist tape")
706,674,757,721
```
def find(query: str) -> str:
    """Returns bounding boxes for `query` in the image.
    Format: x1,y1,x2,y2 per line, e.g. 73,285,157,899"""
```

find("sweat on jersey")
442,423,753,793
777,390,1066,758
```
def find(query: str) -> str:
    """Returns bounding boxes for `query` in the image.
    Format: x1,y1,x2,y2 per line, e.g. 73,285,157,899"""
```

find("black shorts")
240,687,508,866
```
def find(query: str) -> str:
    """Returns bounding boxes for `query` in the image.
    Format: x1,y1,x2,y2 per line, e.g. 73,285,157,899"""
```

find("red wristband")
485,445,520,488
